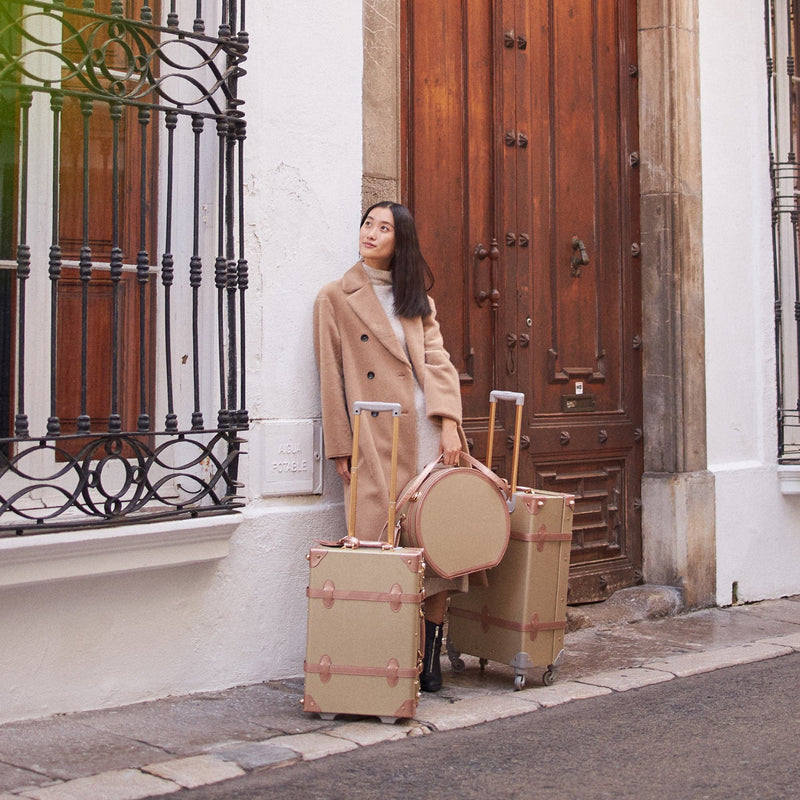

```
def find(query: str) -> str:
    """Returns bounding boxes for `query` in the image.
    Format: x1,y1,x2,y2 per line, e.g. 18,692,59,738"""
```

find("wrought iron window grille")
767,0,800,463
0,1,249,534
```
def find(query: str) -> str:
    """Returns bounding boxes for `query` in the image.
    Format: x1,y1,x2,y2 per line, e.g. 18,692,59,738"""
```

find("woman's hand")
335,456,352,483
439,418,462,466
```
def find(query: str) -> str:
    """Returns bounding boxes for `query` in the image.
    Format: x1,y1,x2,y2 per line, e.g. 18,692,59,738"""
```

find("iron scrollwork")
0,1,249,534
0,431,246,536
0,1,248,119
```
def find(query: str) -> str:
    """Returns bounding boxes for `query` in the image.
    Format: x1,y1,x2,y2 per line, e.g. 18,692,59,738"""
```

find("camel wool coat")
314,261,466,541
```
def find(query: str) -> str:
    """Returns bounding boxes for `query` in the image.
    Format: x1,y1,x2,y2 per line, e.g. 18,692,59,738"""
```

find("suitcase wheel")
449,655,466,672
446,638,466,672
479,658,488,670
542,667,557,687
514,673,526,691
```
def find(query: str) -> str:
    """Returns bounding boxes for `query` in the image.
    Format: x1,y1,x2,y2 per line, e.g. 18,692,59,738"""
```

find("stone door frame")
362,0,715,608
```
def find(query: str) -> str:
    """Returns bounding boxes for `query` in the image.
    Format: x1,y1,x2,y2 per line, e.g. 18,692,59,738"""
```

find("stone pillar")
362,0,400,208
638,0,716,608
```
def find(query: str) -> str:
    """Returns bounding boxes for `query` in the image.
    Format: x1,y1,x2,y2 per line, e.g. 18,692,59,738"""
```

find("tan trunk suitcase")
446,392,575,689
303,401,425,722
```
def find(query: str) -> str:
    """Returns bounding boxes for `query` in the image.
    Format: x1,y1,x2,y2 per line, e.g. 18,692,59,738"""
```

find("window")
0,0,248,533
768,0,800,462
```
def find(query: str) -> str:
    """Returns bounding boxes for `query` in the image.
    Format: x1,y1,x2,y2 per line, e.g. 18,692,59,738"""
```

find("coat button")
361,334,369,342
367,371,375,379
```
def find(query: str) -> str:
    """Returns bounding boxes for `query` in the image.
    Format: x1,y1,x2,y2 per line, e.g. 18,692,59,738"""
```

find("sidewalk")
1,590,799,800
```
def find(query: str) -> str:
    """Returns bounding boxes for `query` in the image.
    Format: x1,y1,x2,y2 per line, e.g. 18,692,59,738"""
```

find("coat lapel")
342,262,411,365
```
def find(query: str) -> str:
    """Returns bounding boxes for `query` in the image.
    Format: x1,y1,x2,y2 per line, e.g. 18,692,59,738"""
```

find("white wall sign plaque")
260,419,323,496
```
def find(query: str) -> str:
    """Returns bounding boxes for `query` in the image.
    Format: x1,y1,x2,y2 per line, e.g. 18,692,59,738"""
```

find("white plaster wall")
699,1,800,605
0,0,362,724
237,0,363,681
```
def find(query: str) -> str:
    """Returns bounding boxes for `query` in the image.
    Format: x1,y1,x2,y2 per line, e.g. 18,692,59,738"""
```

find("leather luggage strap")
448,606,566,641
510,527,573,551
314,535,393,549
518,492,576,514
397,452,510,509
304,655,417,687
307,580,422,612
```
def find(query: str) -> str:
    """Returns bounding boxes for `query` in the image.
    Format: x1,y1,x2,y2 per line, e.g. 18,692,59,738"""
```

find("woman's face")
359,206,396,270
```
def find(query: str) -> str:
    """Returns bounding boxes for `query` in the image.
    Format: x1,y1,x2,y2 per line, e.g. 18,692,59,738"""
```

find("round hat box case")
397,454,511,579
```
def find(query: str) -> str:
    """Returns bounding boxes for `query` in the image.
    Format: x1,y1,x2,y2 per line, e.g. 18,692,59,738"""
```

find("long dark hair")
361,201,434,318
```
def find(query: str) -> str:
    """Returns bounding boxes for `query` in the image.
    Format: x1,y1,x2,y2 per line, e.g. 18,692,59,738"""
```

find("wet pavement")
1,590,799,800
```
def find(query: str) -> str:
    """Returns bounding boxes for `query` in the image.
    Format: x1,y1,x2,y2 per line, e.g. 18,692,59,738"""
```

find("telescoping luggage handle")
485,390,525,495
349,401,402,542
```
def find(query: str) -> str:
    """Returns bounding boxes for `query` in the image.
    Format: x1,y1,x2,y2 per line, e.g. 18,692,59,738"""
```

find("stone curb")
261,732,359,761
516,680,613,708
413,692,539,733
325,720,426,746
142,756,245,789
575,667,675,692
641,641,793,678
757,632,800,650
14,768,181,800
205,740,299,772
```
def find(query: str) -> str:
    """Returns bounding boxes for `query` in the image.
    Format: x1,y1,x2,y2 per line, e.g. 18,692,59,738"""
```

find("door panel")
402,0,498,452
403,0,642,602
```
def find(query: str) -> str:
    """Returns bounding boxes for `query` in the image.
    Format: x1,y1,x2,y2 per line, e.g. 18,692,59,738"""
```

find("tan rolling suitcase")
447,391,575,689
303,401,425,722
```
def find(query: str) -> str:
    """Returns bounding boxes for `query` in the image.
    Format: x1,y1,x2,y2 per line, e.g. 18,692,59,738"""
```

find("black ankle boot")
420,619,443,692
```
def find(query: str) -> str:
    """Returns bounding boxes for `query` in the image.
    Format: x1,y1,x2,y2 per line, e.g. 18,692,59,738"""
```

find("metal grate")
0,1,249,533
767,0,800,462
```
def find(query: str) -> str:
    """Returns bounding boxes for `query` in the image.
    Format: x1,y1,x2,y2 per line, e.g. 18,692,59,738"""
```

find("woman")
313,201,467,692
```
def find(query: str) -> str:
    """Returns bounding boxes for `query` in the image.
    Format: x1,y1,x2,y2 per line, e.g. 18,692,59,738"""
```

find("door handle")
475,239,500,262
506,333,517,375
475,238,500,307
475,238,501,388
571,236,589,277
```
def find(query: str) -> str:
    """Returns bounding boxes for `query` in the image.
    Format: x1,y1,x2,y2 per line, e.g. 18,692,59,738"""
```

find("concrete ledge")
777,464,800,494
0,515,241,588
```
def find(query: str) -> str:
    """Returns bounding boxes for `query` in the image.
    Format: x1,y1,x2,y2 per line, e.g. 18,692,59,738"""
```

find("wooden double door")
402,0,642,603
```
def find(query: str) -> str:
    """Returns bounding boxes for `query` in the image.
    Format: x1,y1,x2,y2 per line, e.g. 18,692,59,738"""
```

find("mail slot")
561,393,595,413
